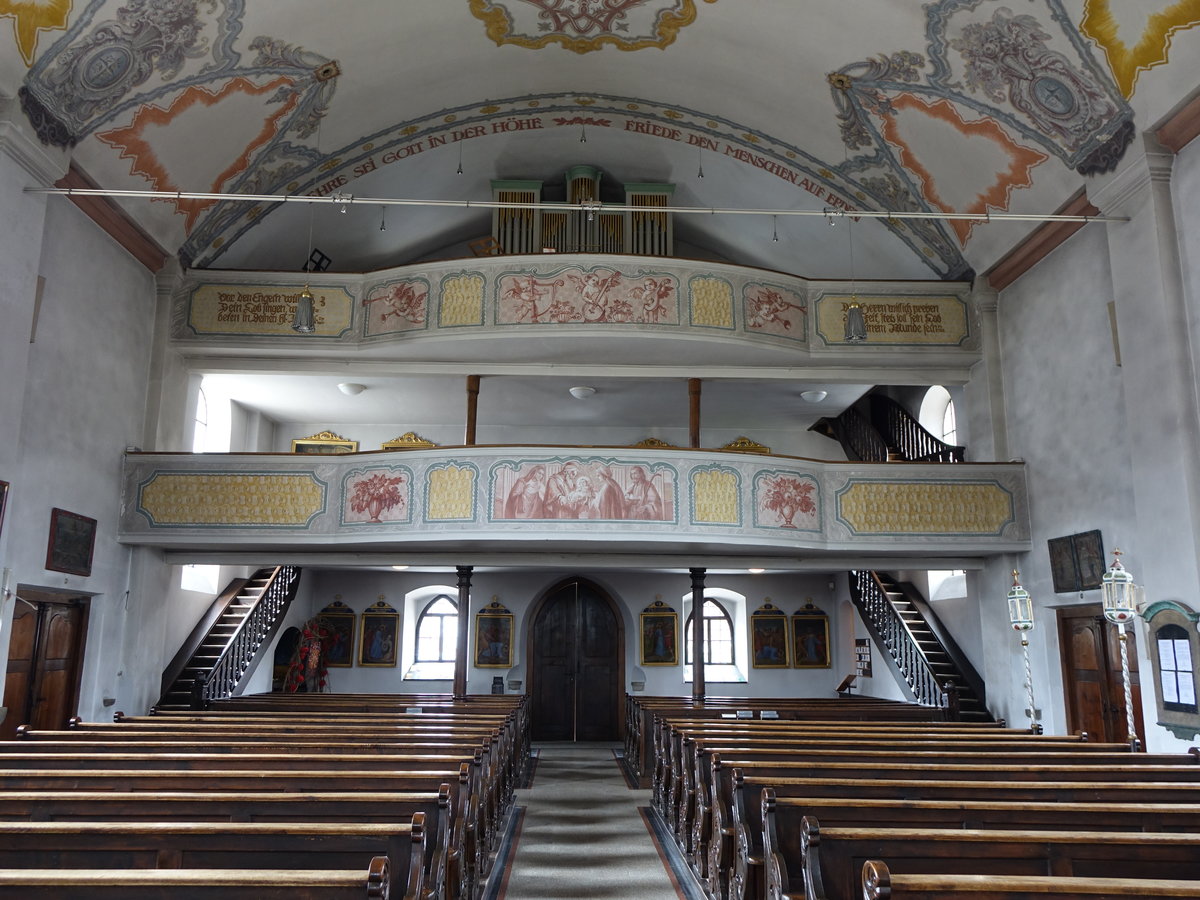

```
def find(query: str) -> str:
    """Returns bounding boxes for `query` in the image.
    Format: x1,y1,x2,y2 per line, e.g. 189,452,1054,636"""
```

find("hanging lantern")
844,299,867,343
292,286,316,334
1101,549,1137,624
1006,569,1034,632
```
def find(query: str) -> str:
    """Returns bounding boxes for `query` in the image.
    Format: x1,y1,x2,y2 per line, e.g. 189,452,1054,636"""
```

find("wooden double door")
2,591,89,741
1057,604,1144,743
529,578,623,742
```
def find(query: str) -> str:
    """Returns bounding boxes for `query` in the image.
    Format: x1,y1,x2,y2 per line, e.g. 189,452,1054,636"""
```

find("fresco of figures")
364,278,430,335
496,266,679,325
492,459,675,521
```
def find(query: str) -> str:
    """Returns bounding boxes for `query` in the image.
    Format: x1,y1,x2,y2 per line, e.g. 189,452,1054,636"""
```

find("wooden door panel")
1058,605,1145,744
2,597,87,740
531,586,577,741
577,590,618,741
1,604,38,741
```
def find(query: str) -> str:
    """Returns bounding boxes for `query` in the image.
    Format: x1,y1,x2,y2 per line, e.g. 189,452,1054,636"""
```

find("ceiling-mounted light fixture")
580,122,587,143
379,205,387,231
772,215,779,243
337,382,366,396
800,389,828,403
696,146,705,180
568,385,596,400
456,138,464,175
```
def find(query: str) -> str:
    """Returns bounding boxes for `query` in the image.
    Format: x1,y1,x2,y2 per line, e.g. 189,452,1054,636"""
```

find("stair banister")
159,577,249,699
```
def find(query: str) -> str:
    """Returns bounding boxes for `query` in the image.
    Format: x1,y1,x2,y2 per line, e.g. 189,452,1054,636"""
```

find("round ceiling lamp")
568,386,597,400
338,383,367,396
800,389,828,403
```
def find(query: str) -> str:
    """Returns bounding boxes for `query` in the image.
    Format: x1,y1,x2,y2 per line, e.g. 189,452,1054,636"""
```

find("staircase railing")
159,576,249,701
193,565,301,708
849,569,957,716
810,406,889,462
869,394,965,462
891,578,987,713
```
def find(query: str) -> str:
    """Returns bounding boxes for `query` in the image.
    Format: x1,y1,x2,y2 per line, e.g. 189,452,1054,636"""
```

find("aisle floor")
489,742,699,900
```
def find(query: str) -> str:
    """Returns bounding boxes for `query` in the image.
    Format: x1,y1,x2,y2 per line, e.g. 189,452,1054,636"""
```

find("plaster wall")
1172,137,1200,445
254,567,881,701
993,222,1158,740
2,195,156,721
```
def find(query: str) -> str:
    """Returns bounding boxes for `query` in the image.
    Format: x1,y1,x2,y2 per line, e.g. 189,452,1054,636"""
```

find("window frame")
684,598,736,667
414,594,459,664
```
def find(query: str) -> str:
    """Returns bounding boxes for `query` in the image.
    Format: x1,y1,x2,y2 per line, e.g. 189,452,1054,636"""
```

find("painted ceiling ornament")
19,0,244,147
1,0,72,66
1081,0,1200,99
926,0,1134,174
468,0,717,53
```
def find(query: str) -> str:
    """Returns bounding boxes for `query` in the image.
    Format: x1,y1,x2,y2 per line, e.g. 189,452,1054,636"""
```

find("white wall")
250,567,878,700
1,194,157,721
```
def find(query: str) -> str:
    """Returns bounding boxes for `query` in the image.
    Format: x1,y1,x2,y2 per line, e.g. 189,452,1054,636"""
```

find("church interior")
2,0,1200,896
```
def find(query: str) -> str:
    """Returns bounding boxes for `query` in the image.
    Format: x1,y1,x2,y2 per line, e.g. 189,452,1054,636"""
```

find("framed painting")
358,599,399,667
475,599,514,668
1048,529,1104,593
291,430,358,454
750,600,789,668
318,599,356,668
0,480,8,540
792,601,831,669
45,508,97,577
640,599,678,666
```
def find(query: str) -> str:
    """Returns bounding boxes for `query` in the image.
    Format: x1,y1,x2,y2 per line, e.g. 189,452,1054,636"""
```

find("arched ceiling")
6,0,1199,280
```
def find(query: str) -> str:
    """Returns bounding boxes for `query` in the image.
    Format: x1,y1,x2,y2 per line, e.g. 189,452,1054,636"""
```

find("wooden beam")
688,378,701,449
690,567,706,702
453,565,473,700
984,190,1099,291
1156,92,1200,153
55,165,168,273
465,375,480,446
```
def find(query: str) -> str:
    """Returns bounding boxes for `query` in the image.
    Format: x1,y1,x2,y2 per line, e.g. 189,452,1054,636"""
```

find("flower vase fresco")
342,466,413,525
753,471,819,531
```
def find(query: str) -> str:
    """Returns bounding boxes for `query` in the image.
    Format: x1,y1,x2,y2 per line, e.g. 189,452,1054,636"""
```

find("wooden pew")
0,817,426,900
0,858,391,899
860,859,1200,900
785,815,1200,900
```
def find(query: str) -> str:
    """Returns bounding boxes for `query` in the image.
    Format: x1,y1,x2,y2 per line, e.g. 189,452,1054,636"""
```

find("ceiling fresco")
4,0,1199,280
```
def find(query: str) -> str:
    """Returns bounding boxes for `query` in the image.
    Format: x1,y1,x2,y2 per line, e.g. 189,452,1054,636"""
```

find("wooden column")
688,378,701,448
453,565,473,700
690,567,707,702
465,375,480,446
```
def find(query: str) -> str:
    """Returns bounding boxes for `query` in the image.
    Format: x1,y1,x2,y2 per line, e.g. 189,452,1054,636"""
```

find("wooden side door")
529,578,623,742
2,592,89,740
1057,604,1144,743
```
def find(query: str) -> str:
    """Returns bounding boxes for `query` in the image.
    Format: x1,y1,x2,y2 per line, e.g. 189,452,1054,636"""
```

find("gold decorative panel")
815,294,969,345
837,481,1013,535
139,473,325,526
692,468,739,525
187,284,354,337
689,276,735,329
427,465,477,520
439,273,486,327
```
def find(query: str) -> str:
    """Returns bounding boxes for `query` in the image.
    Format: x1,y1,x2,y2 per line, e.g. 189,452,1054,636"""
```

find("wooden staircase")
156,566,300,711
850,570,992,722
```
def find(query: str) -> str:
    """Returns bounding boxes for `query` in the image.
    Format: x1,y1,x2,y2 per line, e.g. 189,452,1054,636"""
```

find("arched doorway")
527,577,624,742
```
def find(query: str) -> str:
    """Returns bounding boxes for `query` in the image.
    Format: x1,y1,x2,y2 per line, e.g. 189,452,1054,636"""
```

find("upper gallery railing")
119,446,1028,557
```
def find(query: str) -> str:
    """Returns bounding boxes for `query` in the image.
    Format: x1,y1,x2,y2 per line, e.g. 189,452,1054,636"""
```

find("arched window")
684,598,735,666
1157,623,1197,713
415,595,458,663
919,385,957,445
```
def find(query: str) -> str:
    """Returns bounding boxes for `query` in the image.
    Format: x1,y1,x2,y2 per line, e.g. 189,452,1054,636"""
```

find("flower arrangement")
761,476,816,528
350,472,406,522
284,617,331,693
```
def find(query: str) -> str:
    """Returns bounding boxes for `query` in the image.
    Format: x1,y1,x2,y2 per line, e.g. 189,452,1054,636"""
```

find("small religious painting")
640,599,678,666
45,508,97,577
358,599,399,667
291,430,358,454
1048,529,1104,593
792,600,831,669
475,598,514,668
750,600,790,668
318,599,356,668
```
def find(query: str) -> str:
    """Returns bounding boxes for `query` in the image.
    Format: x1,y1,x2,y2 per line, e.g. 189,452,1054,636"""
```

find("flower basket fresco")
343,467,412,524
754,472,819,530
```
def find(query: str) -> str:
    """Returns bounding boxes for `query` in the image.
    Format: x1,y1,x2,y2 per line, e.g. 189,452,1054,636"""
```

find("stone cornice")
1090,133,1175,219
984,191,1099,292
1156,91,1200,153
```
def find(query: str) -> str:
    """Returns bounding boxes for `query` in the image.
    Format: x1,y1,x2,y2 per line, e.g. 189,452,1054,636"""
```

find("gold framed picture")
318,599,356,668
291,430,358,454
750,600,790,668
640,599,678,666
474,599,514,668
358,599,399,667
792,600,830,669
